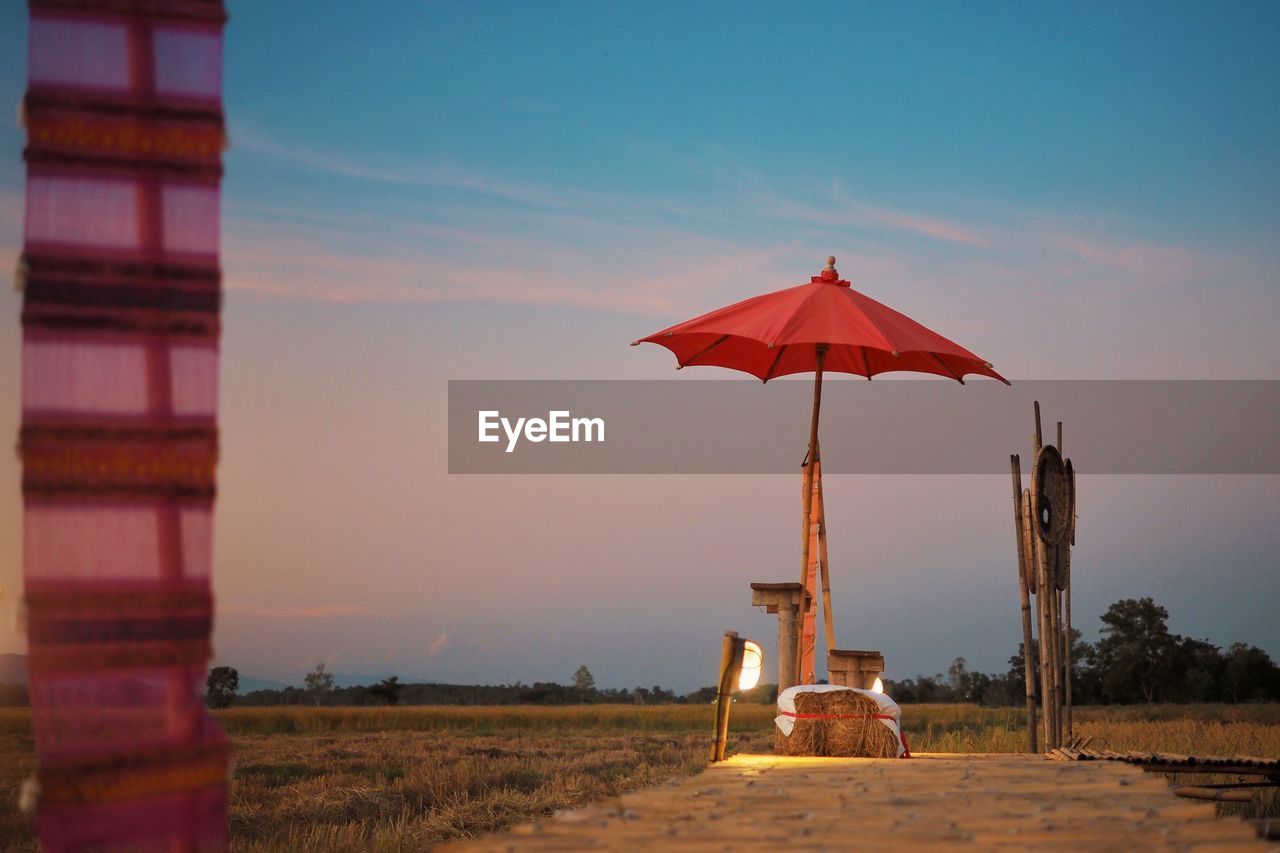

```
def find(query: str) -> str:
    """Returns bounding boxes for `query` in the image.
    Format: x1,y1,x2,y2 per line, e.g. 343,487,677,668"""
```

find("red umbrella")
633,257,1008,685
633,257,1007,384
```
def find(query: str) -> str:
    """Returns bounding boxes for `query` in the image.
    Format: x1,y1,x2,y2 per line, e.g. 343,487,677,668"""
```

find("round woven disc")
1056,458,1076,590
1066,458,1076,546
1033,445,1070,547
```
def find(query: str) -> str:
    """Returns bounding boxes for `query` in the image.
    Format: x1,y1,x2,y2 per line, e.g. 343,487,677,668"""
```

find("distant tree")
686,685,717,704
942,657,984,704
205,666,238,709
736,682,779,704
1223,643,1280,703
885,673,951,703
981,672,1017,707
1170,638,1225,703
649,684,677,703
1094,598,1181,703
1068,630,1103,705
1005,644,1033,704
367,676,404,706
573,666,595,691
1008,630,1102,707
304,662,335,706
916,674,950,703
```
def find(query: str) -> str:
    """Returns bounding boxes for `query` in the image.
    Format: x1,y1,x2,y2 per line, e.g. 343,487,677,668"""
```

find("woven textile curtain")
21,1,229,848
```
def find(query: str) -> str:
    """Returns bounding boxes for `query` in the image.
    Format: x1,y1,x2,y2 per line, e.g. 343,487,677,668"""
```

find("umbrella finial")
819,255,839,281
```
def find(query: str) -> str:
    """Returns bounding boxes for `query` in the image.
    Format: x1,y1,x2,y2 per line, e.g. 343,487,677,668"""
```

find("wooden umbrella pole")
814,452,836,654
1010,455,1037,753
794,346,827,684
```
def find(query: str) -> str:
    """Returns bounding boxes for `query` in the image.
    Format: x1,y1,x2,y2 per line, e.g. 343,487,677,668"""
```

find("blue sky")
0,2,1278,690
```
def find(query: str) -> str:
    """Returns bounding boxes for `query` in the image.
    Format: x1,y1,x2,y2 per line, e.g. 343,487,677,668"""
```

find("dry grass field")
1,703,1278,850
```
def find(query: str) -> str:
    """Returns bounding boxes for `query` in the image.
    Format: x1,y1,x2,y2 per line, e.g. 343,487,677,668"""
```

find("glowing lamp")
710,631,765,762
737,641,763,690
872,677,884,694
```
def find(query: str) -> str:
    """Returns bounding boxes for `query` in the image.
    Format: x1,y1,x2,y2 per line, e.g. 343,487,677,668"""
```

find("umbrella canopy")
632,259,1008,385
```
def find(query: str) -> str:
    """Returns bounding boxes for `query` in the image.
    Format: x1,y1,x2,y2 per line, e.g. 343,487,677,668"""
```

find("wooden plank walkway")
448,753,1272,851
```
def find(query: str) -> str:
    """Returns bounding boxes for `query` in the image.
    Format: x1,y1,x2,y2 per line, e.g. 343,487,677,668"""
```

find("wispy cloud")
861,206,995,249
1046,232,1223,280
428,633,449,657
235,125,621,211
220,128,1259,319
223,230,794,316
754,183,996,249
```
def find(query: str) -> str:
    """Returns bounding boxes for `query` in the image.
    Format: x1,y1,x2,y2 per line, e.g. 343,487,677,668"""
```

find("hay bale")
775,689,900,758
775,690,824,756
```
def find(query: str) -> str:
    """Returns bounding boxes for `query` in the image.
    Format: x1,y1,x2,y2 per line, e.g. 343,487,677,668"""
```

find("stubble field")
1,703,1278,850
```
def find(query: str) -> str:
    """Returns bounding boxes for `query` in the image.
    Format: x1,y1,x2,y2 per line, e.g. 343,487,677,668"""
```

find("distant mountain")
236,674,289,694
0,656,294,695
331,672,419,689
236,672,395,692
243,672,445,692
0,654,28,686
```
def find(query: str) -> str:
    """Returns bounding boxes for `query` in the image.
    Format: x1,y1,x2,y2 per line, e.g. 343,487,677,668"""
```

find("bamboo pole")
1064,577,1073,739
814,454,836,655
711,632,741,762
1054,584,1064,742
1172,786,1253,803
1060,422,1073,740
794,347,827,684
1021,489,1038,597
1035,498,1056,749
1036,543,1052,749
1010,455,1037,753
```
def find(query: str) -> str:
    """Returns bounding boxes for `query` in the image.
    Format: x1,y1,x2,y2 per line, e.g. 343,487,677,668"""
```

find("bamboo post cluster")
1010,401,1077,752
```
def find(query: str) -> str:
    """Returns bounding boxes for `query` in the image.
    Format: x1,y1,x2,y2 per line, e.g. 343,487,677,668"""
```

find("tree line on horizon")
193,597,1280,710
205,662,778,709
886,597,1280,706
3,595,1270,709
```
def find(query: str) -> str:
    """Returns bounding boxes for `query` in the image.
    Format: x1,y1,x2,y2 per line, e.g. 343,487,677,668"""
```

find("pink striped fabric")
20,1,230,849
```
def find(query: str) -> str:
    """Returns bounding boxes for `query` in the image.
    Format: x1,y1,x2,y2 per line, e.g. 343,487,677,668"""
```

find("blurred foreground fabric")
20,1,230,848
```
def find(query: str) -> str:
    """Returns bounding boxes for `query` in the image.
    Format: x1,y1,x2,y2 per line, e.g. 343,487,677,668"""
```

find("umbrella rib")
859,346,874,380
762,345,787,382
928,352,966,384
679,334,731,368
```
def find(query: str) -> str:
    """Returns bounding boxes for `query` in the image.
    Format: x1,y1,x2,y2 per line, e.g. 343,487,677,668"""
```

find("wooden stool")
750,582,804,690
827,649,884,689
